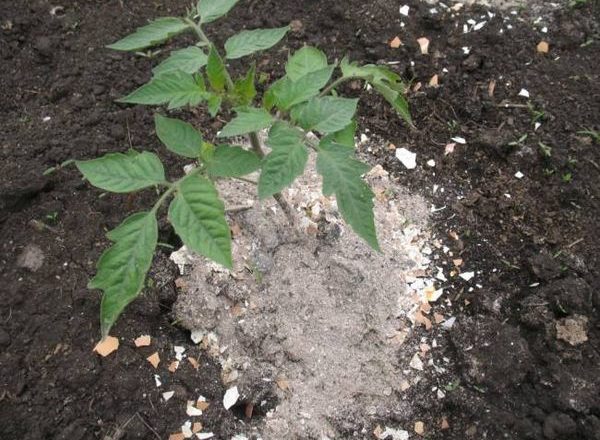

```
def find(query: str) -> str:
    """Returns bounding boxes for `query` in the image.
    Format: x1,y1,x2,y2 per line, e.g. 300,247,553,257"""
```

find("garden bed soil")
1,0,599,439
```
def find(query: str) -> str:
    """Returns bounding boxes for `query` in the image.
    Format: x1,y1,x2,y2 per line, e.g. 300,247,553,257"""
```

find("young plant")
77,0,412,338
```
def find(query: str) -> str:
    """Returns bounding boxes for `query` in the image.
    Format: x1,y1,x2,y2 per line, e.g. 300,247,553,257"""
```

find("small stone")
289,20,303,32
556,315,588,346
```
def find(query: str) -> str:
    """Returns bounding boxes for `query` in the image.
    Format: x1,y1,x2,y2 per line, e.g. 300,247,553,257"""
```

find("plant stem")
150,185,177,215
319,76,358,97
184,18,210,45
248,132,296,223
187,18,295,224
186,18,236,93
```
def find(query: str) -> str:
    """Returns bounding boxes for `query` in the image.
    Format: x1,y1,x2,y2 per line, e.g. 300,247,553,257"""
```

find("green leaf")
198,0,239,24
153,46,208,76
207,94,222,117
225,26,289,59
258,122,308,198
206,45,227,92
267,66,334,110
107,18,190,51
340,58,411,124
340,58,403,86
291,96,358,134
286,46,328,81
234,64,257,105
169,175,232,268
323,120,357,149
316,141,378,250
206,145,261,177
372,82,412,125
90,212,158,338
118,70,206,109
218,107,274,138
154,114,202,158
77,151,165,193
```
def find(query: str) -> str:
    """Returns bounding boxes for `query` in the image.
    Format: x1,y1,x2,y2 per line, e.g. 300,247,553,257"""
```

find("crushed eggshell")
417,37,430,54
169,433,186,440
190,329,204,344
181,421,193,438
399,5,410,16
451,136,466,144
415,421,425,435
378,426,409,440
186,401,203,417
192,423,203,433
434,313,445,324
459,271,475,281
134,335,151,347
223,386,240,410
147,352,160,369
409,353,424,371
276,376,290,391
395,147,417,169
390,36,402,48
442,317,456,329
400,380,411,391
415,311,432,330
196,399,210,411
174,346,186,361
441,417,450,430
154,374,162,387
444,143,456,155
188,357,199,370
168,360,180,373
162,391,175,401
197,432,215,439
94,336,119,357
537,41,549,53
429,74,439,87
488,80,496,97
518,88,530,98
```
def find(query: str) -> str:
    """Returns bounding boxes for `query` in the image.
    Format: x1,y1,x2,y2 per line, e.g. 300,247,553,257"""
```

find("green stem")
319,76,359,97
184,18,210,45
248,132,295,223
186,18,236,95
186,17,294,223
150,168,203,215
151,185,177,215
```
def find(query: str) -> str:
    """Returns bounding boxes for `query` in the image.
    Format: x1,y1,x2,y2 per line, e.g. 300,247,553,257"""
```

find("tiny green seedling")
538,142,552,158
578,129,600,144
508,133,528,148
527,102,546,124
75,0,412,338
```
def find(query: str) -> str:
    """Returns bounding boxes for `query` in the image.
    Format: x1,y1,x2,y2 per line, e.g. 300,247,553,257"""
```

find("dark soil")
1,0,599,439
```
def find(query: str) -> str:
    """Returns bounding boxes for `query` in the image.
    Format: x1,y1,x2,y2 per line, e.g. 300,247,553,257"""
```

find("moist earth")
1,0,599,439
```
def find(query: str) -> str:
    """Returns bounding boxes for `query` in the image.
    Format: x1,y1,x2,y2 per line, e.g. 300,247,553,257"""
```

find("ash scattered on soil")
173,151,432,439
